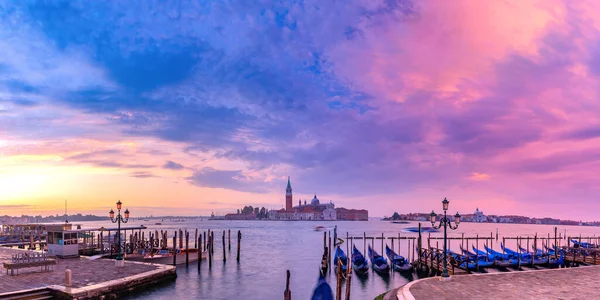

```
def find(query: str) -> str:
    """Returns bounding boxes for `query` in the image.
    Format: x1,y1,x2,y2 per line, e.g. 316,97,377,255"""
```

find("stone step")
0,289,53,300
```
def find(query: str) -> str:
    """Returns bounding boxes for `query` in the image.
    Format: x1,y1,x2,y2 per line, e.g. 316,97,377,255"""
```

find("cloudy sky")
2,0,600,219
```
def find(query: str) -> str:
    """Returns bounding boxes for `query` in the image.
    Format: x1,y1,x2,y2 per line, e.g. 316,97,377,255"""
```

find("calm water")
75,220,600,300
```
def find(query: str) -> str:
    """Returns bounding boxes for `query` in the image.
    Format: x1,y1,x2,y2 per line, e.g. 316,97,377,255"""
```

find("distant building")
335,208,368,221
268,177,367,221
471,208,487,222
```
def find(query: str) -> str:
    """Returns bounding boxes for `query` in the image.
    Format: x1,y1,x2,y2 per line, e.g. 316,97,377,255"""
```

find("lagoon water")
75,219,600,300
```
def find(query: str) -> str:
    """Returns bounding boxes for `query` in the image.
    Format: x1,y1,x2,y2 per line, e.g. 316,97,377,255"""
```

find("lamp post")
430,197,461,279
109,200,130,267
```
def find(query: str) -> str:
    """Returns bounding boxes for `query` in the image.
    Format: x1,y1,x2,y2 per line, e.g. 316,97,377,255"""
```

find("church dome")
311,194,320,205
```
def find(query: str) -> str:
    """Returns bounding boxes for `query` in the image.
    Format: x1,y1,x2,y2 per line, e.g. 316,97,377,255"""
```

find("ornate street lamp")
430,197,461,279
109,200,130,267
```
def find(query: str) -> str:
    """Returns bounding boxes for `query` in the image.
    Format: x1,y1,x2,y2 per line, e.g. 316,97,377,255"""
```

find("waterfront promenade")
392,265,600,300
0,248,176,298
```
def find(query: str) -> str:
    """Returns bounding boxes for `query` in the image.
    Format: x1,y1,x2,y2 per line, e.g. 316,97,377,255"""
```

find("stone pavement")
0,247,160,294
398,266,600,300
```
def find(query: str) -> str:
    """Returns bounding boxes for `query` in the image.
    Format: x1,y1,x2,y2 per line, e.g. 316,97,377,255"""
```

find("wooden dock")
0,248,176,299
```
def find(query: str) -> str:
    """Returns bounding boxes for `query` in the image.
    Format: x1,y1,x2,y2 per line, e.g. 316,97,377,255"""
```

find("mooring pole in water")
381,232,384,257
208,234,212,269
228,229,231,251
204,231,207,251
345,263,352,300
222,230,226,262
186,231,190,266
198,235,202,270
335,258,343,300
194,229,198,249
173,232,177,266
237,230,242,262
328,234,332,266
363,232,366,254
211,231,215,255
284,270,291,300
323,232,327,251
554,227,558,260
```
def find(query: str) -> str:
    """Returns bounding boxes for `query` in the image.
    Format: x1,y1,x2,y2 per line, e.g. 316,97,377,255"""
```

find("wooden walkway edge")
395,265,600,300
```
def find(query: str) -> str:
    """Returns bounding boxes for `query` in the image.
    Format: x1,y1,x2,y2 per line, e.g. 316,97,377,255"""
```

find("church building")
268,177,366,221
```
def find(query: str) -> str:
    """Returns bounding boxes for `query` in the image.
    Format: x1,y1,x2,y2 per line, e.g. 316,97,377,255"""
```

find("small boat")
385,245,412,272
315,226,325,232
571,239,595,248
155,222,162,225
351,245,369,275
403,227,438,233
311,273,333,300
391,221,410,224
449,251,495,270
333,246,348,274
484,245,511,260
143,248,206,265
368,246,389,274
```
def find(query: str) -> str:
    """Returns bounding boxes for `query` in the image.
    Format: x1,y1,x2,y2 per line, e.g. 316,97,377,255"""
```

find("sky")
2,1,600,219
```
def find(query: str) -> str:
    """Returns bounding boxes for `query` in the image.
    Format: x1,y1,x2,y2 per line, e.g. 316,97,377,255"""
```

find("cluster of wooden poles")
115,228,242,268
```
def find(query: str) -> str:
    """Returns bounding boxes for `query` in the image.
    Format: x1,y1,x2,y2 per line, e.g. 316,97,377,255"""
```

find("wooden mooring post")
284,270,291,300
344,263,352,300
335,258,343,300
211,231,215,255
204,231,207,251
208,234,213,269
194,228,198,249
173,232,177,266
237,230,242,262
186,231,190,266
222,230,226,262
198,235,202,270
228,229,231,251
328,233,332,266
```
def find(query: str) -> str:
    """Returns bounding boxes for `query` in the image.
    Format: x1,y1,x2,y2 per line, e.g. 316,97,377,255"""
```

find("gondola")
333,246,348,274
571,239,596,249
501,243,548,265
311,273,334,300
484,245,511,260
447,249,494,269
385,245,412,272
368,245,390,274
351,245,369,275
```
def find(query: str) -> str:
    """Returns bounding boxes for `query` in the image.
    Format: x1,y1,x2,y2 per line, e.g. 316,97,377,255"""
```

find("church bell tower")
285,176,293,211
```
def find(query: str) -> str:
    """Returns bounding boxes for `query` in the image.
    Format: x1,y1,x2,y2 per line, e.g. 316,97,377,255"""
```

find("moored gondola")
385,245,412,272
351,245,369,275
368,245,390,274
333,246,348,275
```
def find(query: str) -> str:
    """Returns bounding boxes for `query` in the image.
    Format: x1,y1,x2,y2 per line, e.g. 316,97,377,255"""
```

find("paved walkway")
0,247,160,294
397,266,600,300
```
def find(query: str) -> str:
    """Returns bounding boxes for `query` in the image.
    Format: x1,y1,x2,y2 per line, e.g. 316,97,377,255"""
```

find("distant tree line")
238,206,268,219
382,212,402,221
1,214,108,222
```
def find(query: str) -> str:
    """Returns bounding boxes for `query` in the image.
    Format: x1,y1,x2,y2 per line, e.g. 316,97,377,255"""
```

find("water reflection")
77,219,600,300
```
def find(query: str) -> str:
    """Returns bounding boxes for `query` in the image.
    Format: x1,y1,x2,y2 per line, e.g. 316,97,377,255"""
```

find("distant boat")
368,245,389,274
315,226,325,231
391,221,410,224
351,245,369,275
385,245,412,272
403,226,438,233
155,222,162,225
